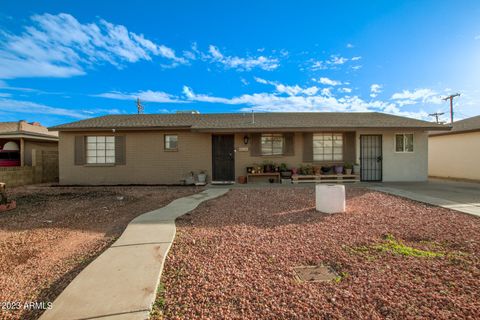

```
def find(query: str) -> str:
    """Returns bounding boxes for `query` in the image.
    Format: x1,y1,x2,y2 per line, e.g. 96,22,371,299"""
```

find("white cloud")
0,13,186,79
391,88,442,106
181,84,429,120
331,56,348,65
321,88,333,97
311,60,327,70
351,65,362,70
339,87,352,93
310,55,357,70
207,45,279,71
254,77,268,84
475,35,480,40
95,90,185,103
254,77,319,96
346,43,354,48
316,77,342,86
0,98,93,118
208,45,224,60
370,84,382,98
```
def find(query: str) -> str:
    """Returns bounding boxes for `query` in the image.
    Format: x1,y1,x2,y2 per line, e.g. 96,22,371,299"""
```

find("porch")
223,131,383,184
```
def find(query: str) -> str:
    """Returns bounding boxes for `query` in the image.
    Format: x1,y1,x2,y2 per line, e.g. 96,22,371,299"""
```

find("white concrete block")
316,184,345,213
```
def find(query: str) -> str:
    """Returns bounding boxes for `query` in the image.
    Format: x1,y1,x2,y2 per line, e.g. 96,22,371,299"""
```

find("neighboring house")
0,121,58,167
50,112,448,185
429,115,480,181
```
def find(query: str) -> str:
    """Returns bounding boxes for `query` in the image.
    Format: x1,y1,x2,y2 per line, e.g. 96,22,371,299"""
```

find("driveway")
369,178,480,217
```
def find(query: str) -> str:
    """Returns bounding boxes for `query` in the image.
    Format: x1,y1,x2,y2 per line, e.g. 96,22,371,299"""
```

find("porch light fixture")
243,135,249,145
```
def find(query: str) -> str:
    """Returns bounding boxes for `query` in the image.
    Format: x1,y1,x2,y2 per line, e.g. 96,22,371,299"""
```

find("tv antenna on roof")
136,98,144,114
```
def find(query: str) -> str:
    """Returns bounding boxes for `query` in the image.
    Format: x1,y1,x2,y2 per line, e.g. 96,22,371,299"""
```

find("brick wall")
0,149,59,187
59,131,211,185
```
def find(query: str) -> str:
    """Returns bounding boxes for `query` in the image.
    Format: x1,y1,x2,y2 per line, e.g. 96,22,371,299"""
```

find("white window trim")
394,133,414,153
312,132,344,162
260,133,285,156
164,134,179,151
85,136,116,165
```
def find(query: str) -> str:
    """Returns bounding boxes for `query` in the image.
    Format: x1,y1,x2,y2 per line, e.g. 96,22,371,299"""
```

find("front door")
360,135,383,181
212,135,235,181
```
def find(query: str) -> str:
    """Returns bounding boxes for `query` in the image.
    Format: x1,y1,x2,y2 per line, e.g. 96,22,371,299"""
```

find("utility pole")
136,98,144,114
442,93,460,124
428,112,444,124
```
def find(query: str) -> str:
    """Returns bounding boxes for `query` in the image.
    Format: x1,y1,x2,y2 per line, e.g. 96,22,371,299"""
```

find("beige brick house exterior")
51,112,448,185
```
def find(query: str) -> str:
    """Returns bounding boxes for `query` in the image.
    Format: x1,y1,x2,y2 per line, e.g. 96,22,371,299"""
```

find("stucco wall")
428,131,480,180
24,141,58,166
355,129,428,182
59,131,212,185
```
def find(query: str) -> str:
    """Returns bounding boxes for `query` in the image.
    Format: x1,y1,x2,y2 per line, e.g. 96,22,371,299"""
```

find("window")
395,133,414,152
261,134,284,155
164,134,178,151
86,136,115,164
313,133,343,161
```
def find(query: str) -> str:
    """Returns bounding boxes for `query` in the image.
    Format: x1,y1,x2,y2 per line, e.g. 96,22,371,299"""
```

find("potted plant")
298,164,305,175
185,171,195,185
262,160,275,173
305,164,314,175
299,164,313,175
197,170,207,183
291,167,298,175
334,165,343,174
321,166,331,175
279,163,292,179
344,163,353,175
238,176,247,184
353,162,360,174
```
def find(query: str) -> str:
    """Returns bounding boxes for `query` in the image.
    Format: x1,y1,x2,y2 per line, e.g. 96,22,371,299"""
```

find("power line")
428,112,445,124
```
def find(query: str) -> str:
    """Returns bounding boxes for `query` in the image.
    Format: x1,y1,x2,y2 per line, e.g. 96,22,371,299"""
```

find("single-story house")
429,115,480,181
0,120,58,167
50,112,449,185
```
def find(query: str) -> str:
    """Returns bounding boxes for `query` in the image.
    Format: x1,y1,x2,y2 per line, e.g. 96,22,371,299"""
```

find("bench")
247,172,281,183
292,174,360,184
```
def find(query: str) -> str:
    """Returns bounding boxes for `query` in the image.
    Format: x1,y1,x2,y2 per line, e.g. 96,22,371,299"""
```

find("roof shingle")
430,115,480,136
49,112,450,131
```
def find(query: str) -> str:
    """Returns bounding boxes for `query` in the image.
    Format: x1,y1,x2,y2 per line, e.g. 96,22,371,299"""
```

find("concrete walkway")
369,179,480,217
40,188,229,320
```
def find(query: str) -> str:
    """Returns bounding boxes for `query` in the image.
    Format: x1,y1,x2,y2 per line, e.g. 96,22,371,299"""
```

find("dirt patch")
0,184,202,320
155,188,480,319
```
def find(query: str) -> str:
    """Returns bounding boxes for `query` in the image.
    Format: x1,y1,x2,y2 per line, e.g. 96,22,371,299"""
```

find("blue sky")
1,0,479,126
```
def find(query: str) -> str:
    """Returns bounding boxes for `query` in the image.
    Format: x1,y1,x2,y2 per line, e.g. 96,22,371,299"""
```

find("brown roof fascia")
429,128,480,137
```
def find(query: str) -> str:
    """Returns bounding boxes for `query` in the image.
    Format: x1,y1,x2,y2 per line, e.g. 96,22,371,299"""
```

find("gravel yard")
155,187,480,319
0,185,201,320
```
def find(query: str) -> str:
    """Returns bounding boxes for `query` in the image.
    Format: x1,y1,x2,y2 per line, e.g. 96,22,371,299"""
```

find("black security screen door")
360,135,383,182
212,135,235,181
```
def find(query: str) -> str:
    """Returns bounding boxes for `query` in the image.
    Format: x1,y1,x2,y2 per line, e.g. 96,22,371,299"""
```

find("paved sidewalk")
40,188,229,320
370,185,480,217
